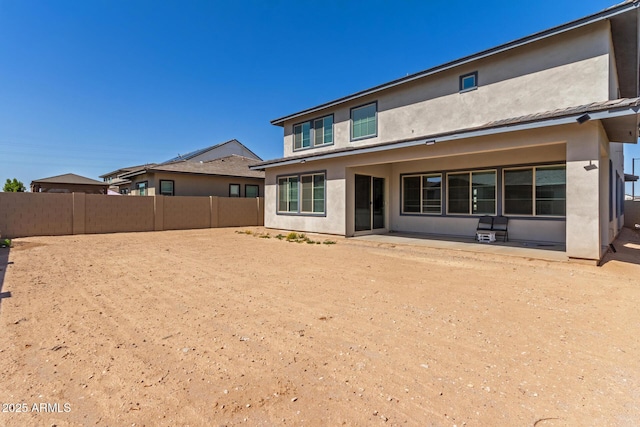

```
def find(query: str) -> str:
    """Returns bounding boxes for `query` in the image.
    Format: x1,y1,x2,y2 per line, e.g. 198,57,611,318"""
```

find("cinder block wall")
624,201,640,228
0,192,73,238
163,196,211,230
0,193,264,238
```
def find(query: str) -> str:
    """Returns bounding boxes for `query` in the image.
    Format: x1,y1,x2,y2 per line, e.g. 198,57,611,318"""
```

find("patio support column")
565,126,601,262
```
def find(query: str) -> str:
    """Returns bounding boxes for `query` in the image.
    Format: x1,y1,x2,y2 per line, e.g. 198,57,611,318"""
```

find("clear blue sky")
1,0,638,192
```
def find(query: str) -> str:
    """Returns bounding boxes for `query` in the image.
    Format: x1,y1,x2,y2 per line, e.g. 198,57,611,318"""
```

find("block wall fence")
0,193,264,238
624,200,640,229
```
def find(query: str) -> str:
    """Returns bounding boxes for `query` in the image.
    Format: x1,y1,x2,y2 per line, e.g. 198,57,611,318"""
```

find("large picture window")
294,115,333,151
278,172,325,215
447,171,496,215
402,174,442,214
351,103,377,140
504,165,565,216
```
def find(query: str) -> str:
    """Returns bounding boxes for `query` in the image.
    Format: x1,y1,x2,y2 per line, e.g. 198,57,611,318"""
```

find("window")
447,171,496,215
294,115,333,150
459,71,478,91
245,184,259,198
503,165,566,216
136,181,148,196
278,172,325,214
159,180,174,196
402,174,442,214
229,184,240,197
351,102,377,140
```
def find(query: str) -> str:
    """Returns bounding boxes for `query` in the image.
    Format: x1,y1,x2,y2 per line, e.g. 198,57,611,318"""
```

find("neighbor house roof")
271,0,639,126
31,173,108,186
99,164,155,179
121,155,265,179
252,98,640,170
161,139,262,163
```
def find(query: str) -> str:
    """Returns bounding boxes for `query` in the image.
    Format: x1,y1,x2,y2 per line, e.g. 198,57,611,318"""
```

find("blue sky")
1,0,638,192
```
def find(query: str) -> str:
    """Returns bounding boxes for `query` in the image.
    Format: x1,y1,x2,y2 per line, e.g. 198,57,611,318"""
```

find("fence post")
72,193,86,235
211,196,219,228
154,195,164,231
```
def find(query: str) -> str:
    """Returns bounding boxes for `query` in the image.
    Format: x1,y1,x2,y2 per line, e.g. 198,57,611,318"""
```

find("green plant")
275,234,285,240
3,178,25,192
0,238,11,248
286,232,299,241
322,240,336,245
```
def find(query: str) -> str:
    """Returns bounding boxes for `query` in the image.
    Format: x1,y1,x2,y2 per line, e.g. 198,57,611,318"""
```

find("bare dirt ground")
0,227,639,427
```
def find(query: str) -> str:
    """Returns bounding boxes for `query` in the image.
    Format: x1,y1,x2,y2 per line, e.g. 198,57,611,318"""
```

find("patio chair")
475,216,494,242
492,216,509,242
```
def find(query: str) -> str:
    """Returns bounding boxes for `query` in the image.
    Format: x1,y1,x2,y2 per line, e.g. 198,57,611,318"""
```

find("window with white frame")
459,71,478,91
503,165,565,216
293,115,333,150
447,170,496,215
278,172,325,214
351,102,377,140
402,174,442,214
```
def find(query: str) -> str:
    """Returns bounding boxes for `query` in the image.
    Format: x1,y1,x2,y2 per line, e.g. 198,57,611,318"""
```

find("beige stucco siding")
265,122,621,260
128,172,264,198
281,21,613,157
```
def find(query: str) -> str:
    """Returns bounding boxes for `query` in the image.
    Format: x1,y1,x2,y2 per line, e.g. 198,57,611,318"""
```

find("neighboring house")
101,139,264,196
100,164,155,194
251,1,640,263
162,138,261,163
118,155,264,197
31,173,109,194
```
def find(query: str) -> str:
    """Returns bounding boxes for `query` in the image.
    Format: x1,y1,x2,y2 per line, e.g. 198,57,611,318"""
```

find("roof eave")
270,1,640,126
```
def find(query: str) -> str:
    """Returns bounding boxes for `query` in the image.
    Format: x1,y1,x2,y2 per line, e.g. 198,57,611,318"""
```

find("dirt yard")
0,228,639,426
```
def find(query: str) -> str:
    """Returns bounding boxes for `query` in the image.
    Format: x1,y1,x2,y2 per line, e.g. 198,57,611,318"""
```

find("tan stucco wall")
265,122,619,260
128,173,264,198
281,21,613,157
0,194,264,238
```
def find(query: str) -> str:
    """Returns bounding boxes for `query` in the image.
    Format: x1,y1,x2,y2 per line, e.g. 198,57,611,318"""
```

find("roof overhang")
252,100,640,170
271,1,640,126
625,173,639,181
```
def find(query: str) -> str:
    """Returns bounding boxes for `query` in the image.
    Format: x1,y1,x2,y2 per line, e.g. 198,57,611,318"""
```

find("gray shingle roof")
31,173,107,186
122,155,264,179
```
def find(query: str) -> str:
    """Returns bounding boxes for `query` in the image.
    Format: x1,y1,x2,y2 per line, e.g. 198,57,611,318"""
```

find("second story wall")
281,20,616,158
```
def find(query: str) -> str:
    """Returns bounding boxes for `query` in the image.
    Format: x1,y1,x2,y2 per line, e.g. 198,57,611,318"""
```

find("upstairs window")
459,71,478,92
351,102,377,140
294,115,333,151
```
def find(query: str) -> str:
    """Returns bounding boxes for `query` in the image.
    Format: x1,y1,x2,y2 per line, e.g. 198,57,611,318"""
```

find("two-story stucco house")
251,1,640,263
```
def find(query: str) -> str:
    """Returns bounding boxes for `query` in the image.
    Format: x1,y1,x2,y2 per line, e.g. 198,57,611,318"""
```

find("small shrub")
323,240,336,245
259,234,271,239
286,232,299,241
275,234,285,240
0,238,11,248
